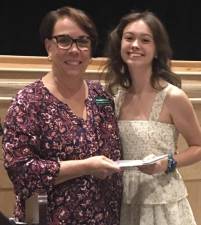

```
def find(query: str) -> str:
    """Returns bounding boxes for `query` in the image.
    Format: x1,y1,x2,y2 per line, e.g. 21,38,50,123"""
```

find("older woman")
3,6,122,225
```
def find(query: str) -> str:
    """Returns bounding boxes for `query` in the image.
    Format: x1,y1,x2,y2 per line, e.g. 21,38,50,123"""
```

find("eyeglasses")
52,34,91,51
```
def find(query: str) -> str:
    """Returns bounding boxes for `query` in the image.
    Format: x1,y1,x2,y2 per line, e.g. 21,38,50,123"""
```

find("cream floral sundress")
116,84,196,225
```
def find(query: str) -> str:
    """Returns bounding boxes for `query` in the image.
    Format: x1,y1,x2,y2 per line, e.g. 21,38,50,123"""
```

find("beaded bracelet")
165,153,177,174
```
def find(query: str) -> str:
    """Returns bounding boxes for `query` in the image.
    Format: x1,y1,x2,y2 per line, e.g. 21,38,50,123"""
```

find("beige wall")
0,56,201,224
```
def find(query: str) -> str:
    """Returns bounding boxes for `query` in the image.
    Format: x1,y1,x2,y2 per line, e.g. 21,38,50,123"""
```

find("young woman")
105,10,201,225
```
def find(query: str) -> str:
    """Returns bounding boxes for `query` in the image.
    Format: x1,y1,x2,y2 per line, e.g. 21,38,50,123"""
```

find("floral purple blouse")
3,80,122,225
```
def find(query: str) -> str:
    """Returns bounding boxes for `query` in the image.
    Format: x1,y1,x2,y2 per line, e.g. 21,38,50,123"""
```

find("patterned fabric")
3,80,122,225
120,198,196,225
115,84,196,225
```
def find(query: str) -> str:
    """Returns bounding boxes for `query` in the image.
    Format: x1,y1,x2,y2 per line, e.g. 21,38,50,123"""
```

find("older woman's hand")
86,155,121,179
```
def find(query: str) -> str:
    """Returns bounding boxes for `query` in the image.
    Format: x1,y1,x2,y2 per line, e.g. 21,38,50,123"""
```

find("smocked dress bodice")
115,84,187,205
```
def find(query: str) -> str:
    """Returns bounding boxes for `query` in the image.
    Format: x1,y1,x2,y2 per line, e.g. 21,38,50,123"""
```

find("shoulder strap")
114,89,126,118
148,84,170,121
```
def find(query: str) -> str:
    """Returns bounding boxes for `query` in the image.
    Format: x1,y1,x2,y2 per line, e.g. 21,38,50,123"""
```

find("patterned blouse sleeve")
2,95,60,200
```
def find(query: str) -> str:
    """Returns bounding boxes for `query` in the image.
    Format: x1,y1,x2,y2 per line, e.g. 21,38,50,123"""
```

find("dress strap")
114,89,126,118
148,84,170,121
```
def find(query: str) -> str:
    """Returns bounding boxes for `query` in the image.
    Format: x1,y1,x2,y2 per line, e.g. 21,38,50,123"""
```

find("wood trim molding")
0,55,201,75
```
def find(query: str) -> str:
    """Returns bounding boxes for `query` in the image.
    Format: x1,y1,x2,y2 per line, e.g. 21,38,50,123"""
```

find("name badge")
95,96,111,105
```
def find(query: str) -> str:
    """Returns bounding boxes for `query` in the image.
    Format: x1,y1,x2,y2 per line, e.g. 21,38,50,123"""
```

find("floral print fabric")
3,80,122,225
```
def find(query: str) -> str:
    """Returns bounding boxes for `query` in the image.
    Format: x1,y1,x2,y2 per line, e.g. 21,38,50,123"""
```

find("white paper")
116,154,168,168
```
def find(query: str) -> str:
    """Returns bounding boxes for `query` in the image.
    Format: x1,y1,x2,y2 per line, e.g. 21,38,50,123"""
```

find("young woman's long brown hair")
104,11,181,95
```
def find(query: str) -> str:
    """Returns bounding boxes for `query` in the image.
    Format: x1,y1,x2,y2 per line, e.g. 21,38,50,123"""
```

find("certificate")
116,154,168,168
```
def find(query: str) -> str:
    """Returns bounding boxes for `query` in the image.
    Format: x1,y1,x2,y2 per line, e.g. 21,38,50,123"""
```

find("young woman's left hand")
137,159,168,175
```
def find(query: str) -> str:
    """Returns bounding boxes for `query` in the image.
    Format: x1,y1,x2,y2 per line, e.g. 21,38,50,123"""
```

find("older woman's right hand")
86,155,121,179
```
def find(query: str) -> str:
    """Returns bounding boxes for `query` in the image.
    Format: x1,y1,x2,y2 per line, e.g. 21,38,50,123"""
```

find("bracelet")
165,153,177,174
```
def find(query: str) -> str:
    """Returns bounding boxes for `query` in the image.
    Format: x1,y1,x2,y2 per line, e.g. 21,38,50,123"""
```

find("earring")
121,65,125,74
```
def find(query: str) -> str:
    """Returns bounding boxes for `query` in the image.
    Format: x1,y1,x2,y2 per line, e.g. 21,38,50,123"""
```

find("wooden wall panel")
0,190,15,216
0,159,13,189
185,181,201,225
